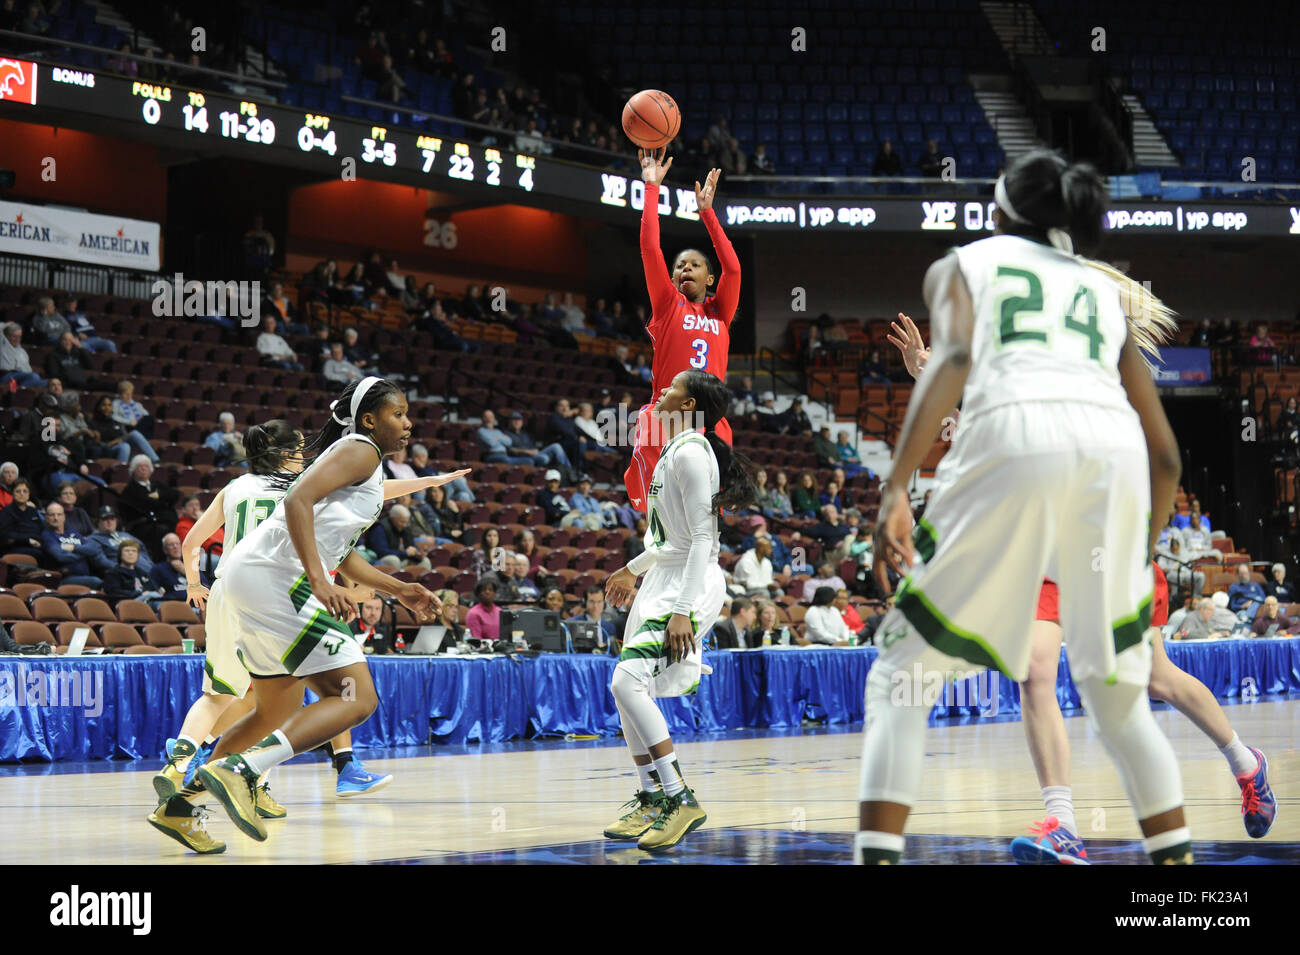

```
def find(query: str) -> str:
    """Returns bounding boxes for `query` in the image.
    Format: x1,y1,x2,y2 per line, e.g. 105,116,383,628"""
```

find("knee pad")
610,664,648,706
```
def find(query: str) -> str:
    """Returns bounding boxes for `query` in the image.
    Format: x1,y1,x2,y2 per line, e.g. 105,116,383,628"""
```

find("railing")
0,252,156,298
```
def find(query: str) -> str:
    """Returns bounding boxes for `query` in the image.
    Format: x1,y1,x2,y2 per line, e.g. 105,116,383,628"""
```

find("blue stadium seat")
757,103,778,122
948,126,971,145
850,104,872,124
781,145,804,167
780,126,804,144
919,104,940,123
851,125,875,144
757,123,778,143
806,145,830,166
780,104,801,123
805,103,825,123
901,124,924,144
973,127,996,146
734,102,755,122
805,126,827,144
826,104,848,123
828,124,850,144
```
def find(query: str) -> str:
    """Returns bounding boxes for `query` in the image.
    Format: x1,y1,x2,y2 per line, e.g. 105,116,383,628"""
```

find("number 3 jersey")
950,234,1133,421
217,434,385,582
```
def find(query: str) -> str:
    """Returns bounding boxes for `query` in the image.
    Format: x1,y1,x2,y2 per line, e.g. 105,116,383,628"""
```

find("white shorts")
615,561,727,697
201,579,251,698
220,561,365,679
887,400,1154,686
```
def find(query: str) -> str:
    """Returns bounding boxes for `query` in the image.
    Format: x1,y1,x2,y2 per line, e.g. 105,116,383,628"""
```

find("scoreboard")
3,60,1297,238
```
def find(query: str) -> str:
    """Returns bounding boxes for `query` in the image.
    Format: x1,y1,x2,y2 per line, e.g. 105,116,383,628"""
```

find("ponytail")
998,149,1107,256
678,369,758,511
243,419,303,475
1059,163,1106,254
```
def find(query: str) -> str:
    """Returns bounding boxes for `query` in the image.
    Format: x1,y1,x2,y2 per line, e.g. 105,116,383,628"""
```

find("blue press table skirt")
2,638,1298,762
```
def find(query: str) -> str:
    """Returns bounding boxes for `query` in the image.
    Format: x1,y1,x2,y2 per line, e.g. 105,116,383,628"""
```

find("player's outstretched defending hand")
887,312,930,379
187,583,209,613
872,485,916,594
418,468,472,491
695,168,721,211
639,147,673,186
395,582,441,622
605,566,637,609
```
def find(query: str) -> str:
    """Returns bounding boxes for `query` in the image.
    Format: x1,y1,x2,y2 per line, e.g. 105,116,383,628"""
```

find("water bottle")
395,633,406,653
762,630,771,647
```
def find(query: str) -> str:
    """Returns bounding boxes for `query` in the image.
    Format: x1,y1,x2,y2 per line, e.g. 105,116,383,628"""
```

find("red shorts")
623,403,732,510
1035,579,1059,623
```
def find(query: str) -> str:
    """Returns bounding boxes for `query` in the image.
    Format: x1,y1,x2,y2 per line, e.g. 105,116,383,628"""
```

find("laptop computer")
408,625,454,654
567,620,601,653
65,626,104,656
501,609,565,652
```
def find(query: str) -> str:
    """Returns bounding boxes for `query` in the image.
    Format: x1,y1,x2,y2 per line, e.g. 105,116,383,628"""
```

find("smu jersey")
951,235,1132,420
215,473,284,574
648,305,732,398
218,434,385,580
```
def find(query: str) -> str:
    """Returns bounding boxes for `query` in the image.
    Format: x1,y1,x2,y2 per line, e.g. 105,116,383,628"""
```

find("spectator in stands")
323,343,364,387
242,215,275,279
351,597,394,655
301,259,341,306
751,600,793,646
732,537,780,598
631,352,652,383
751,143,775,174
515,118,550,155
1172,498,1212,532
1228,563,1266,617
1154,537,1205,604
802,561,847,603
1211,317,1240,351
150,532,193,602
1,323,46,388
1174,597,1231,640
1252,596,1294,636
499,553,540,603
40,501,103,587
918,139,944,177
859,595,895,646
812,425,839,468
477,409,534,465
803,586,853,645
467,579,501,644
860,348,890,385
418,297,476,353
30,296,71,345
341,262,369,302
569,473,601,519
367,504,431,571
107,40,138,76
515,528,543,575
761,470,793,518
545,398,584,465
778,397,813,436
426,484,464,541
718,137,747,175
568,586,618,649
54,482,94,538
574,401,618,454
256,316,303,370
471,526,504,579
0,461,16,510
342,328,373,370
410,444,473,504
731,375,757,416
711,597,757,649
540,587,566,617
535,469,574,525
1181,512,1221,564
57,392,102,464
808,505,853,561
263,282,304,335
1189,319,1212,347
791,472,819,518
1264,563,1293,603
1279,397,1300,445
819,480,844,511
204,413,247,468
111,380,151,436
41,332,91,391
118,455,179,558
1249,323,1277,367
836,430,869,477
104,539,164,607
835,588,865,636
87,506,152,576
0,478,43,559
35,406,101,494
460,284,487,320
90,395,157,464
399,276,422,312
872,140,903,176
377,54,408,102
62,297,115,353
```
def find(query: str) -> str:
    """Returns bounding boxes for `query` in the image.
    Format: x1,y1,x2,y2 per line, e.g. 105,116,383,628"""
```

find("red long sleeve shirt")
640,182,741,398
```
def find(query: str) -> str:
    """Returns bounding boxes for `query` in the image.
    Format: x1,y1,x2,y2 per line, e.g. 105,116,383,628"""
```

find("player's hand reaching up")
639,147,673,186
695,168,721,211
605,566,637,608
873,485,916,593
396,582,441,622
887,312,930,379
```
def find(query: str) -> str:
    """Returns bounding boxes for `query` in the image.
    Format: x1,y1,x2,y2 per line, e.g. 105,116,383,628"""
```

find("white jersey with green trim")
214,473,284,575
951,234,1132,420
643,428,720,570
217,433,385,581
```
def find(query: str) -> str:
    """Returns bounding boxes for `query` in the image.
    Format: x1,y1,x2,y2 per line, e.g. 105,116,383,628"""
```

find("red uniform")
1036,562,1167,626
624,181,739,510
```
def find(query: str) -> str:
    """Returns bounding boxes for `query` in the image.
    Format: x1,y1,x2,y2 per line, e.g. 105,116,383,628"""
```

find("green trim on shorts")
281,609,352,673
288,573,311,613
620,641,666,661
913,518,938,563
631,613,675,639
619,610,700,662
895,578,1011,676
1111,590,1153,658
204,658,237,696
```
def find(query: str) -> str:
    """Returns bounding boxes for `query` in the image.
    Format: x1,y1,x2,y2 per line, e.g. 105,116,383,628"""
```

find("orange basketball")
622,90,681,150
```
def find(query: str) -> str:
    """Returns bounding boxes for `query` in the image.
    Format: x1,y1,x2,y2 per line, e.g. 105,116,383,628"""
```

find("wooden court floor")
2,698,1295,864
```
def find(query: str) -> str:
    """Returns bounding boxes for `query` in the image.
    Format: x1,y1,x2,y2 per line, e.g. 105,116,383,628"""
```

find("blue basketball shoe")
1237,746,1277,838
336,759,393,797
1010,816,1090,865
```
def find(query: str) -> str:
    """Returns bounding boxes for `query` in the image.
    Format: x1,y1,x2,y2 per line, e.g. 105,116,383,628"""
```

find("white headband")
330,376,383,436
995,174,1075,255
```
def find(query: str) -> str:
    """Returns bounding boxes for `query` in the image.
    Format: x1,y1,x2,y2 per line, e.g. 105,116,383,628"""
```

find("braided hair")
678,369,757,511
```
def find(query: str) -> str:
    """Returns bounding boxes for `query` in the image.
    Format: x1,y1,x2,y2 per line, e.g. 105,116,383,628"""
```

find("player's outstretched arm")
382,468,473,501
639,147,679,318
697,168,741,322
887,312,930,379
181,487,227,611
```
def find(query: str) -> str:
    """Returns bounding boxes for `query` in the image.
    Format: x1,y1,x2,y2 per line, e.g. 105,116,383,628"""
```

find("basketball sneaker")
153,738,198,803
255,782,288,819
336,759,393,797
197,758,268,842
147,796,225,854
603,790,669,840
1237,746,1277,838
185,741,215,787
637,788,707,852
1010,816,1089,865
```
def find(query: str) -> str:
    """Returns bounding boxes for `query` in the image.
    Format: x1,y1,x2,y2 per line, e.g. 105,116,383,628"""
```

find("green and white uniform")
202,473,285,696
618,428,727,697
880,234,1153,686
217,434,384,679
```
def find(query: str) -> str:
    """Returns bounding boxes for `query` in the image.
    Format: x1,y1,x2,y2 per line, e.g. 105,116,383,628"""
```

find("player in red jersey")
624,147,740,510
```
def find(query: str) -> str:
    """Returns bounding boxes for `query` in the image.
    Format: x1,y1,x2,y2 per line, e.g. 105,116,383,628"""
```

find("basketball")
621,89,681,149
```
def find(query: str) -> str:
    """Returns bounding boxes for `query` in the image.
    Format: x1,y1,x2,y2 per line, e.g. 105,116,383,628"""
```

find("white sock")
241,730,294,777
173,735,199,771
1219,733,1257,777
652,752,685,797
1041,786,1077,834
1142,826,1192,863
635,762,659,793
854,831,905,865
202,734,217,745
